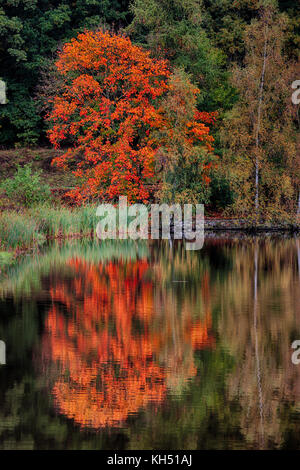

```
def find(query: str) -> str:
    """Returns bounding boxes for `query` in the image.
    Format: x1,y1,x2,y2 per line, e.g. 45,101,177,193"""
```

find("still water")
0,235,299,450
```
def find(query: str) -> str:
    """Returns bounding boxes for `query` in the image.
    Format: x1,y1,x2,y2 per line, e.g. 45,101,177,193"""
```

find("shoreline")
204,218,300,232
1,226,299,258
0,206,299,256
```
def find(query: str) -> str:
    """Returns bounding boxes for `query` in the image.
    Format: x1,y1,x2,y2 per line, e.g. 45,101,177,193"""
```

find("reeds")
0,212,45,249
0,205,100,250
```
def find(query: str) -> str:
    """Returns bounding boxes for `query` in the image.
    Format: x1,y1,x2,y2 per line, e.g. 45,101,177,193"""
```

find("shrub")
0,164,51,207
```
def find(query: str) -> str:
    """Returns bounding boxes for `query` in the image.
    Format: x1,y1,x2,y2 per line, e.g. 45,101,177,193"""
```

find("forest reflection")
0,236,300,449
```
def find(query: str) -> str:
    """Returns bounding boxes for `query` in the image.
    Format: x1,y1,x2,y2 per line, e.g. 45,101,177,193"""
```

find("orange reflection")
44,258,214,429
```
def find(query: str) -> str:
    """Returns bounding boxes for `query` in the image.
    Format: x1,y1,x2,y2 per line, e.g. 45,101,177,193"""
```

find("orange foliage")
47,30,215,203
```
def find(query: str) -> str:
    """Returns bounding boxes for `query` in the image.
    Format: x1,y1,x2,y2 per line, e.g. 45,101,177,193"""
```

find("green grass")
0,212,45,249
0,202,145,251
0,205,100,250
29,205,99,237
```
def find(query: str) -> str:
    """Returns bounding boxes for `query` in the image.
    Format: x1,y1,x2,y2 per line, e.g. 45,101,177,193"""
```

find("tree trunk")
297,238,300,281
255,26,268,216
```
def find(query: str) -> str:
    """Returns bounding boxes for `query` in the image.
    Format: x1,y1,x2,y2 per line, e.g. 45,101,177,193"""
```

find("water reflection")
216,237,300,449
0,236,299,449
44,257,214,429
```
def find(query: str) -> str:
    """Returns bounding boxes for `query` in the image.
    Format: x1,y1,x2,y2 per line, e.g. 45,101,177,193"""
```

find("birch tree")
221,1,299,222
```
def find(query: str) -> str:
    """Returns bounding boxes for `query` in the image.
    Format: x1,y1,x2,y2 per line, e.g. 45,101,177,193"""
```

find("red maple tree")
47,30,215,203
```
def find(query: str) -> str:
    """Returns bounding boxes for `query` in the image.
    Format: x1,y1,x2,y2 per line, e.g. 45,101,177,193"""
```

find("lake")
0,234,299,449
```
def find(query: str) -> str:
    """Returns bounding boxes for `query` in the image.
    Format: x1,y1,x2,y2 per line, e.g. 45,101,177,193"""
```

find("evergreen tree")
128,0,236,112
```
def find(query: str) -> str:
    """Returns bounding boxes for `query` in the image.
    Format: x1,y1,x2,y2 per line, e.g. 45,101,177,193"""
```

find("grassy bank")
0,206,99,252
1,204,299,255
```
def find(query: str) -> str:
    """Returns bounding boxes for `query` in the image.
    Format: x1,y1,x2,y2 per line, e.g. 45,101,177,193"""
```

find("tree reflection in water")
44,257,214,429
1,237,300,449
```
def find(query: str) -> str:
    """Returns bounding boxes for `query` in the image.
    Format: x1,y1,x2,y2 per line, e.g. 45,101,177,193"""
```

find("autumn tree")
46,30,215,203
47,30,170,203
154,68,218,204
221,2,299,221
